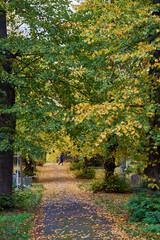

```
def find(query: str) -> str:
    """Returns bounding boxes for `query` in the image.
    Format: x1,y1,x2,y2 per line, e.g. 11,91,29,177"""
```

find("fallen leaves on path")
31,163,132,239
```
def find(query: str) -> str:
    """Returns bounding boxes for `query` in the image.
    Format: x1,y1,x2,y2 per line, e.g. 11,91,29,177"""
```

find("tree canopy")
59,0,160,188
0,0,160,195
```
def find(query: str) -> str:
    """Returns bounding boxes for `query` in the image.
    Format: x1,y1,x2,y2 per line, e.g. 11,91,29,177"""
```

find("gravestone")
131,174,139,185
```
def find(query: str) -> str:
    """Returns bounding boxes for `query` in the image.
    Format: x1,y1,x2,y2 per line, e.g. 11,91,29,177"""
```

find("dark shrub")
70,161,84,171
74,167,96,179
91,175,132,193
0,194,14,210
88,154,104,167
0,185,44,211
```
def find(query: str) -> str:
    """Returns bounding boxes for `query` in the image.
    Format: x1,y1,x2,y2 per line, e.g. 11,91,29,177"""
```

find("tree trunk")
144,0,160,190
104,155,116,181
84,156,89,173
104,144,116,181
23,155,36,176
144,50,160,190
0,3,16,196
0,3,7,39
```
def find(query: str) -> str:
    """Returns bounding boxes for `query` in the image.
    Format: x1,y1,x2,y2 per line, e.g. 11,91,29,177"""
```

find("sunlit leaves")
59,0,160,172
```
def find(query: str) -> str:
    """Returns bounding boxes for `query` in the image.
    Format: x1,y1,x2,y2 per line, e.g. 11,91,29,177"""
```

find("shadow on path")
42,196,115,239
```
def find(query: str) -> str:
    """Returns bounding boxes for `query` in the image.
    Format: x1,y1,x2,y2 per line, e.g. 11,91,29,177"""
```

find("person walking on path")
58,152,64,165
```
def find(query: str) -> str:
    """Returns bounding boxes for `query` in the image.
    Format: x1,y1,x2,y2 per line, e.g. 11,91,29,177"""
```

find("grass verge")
0,184,44,240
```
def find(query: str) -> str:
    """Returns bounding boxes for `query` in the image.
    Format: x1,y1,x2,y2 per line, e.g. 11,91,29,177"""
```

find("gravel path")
32,163,129,240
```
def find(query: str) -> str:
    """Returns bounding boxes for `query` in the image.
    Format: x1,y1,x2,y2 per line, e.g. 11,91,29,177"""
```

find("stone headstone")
131,174,139,185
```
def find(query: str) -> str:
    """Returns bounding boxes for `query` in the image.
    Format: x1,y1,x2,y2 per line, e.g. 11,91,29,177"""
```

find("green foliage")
126,191,160,226
143,224,160,235
0,185,44,211
90,180,105,193
70,161,84,171
64,0,160,189
88,155,104,167
0,194,14,210
70,160,96,179
91,175,132,193
22,154,46,176
13,186,43,211
22,155,36,176
1,0,160,197
0,212,32,240
36,158,45,167
74,167,96,179
0,185,44,239
0,0,77,156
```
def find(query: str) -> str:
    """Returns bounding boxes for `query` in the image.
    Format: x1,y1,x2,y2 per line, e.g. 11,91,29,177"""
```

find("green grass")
0,212,33,240
0,184,44,239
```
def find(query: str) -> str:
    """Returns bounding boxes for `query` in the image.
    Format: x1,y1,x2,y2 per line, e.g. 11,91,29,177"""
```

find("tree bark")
144,0,160,190
104,145,116,181
104,156,116,181
0,3,7,39
23,155,36,176
0,3,16,196
84,156,89,173
144,50,160,190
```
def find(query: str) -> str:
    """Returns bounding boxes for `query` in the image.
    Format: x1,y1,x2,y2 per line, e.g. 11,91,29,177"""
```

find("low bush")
36,158,45,166
13,185,44,211
126,191,160,227
88,155,104,167
0,194,14,209
74,167,96,179
0,185,44,239
142,224,160,234
90,180,104,193
91,175,132,193
70,161,84,171
0,185,44,211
